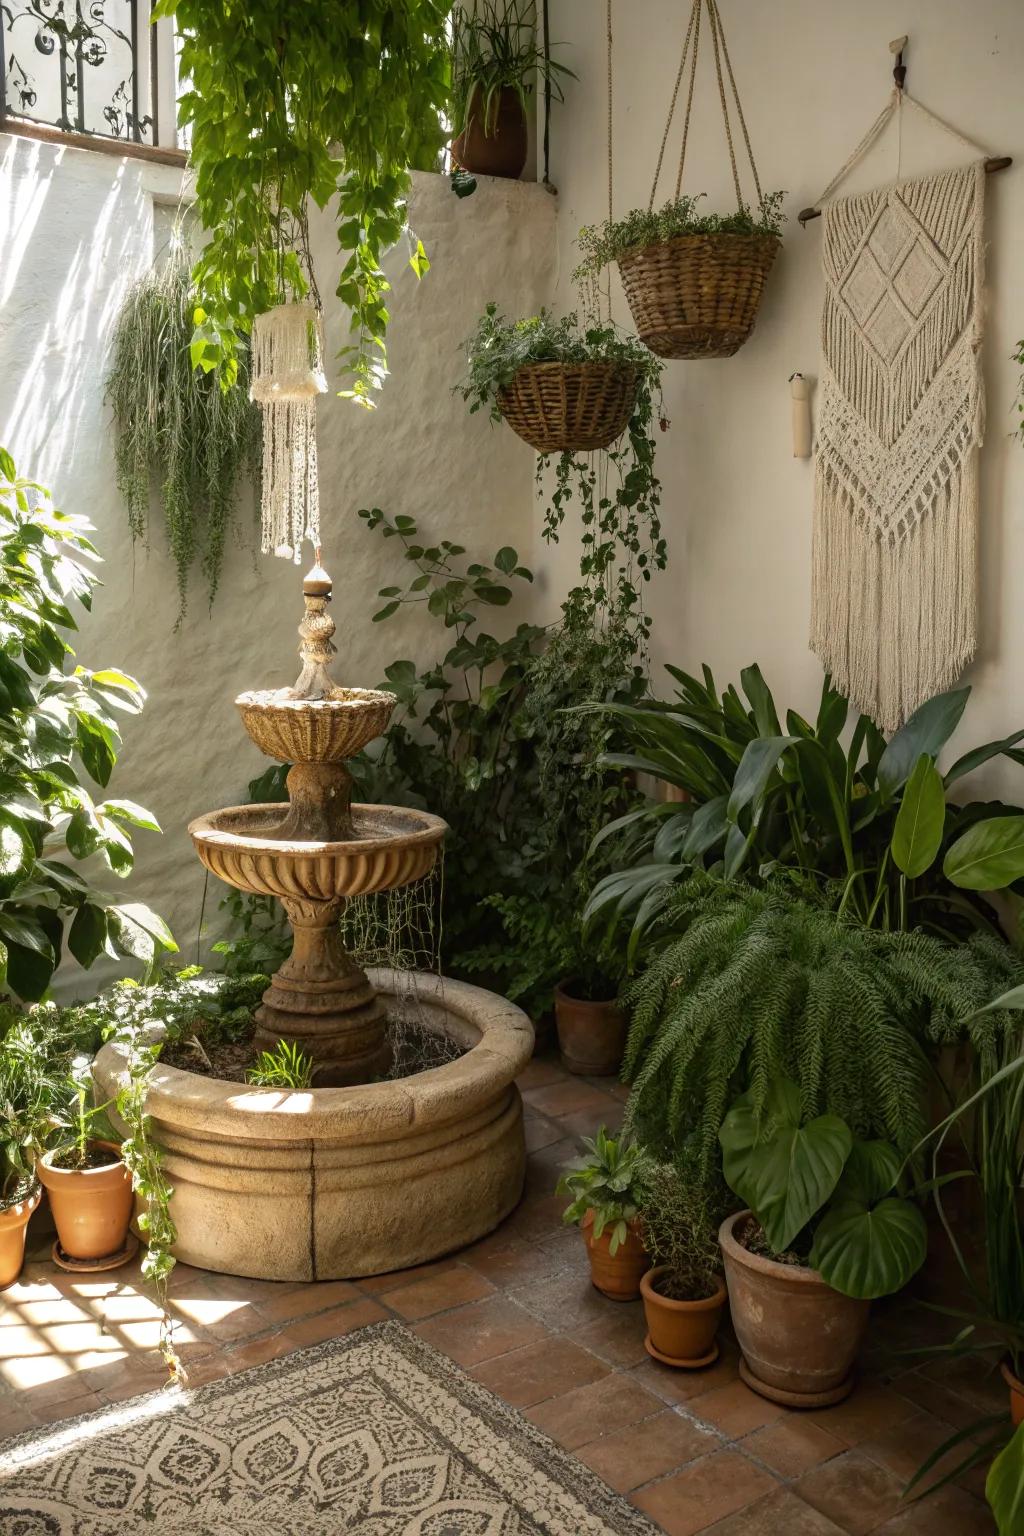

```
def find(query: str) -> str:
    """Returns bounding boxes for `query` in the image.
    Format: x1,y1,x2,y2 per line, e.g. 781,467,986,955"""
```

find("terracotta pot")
1002,1360,1024,1427
0,1186,41,1288
451,85,528,180
581,1209,648,1300
640,1265,728,1368
38,1140,133,1261
554,982,627,1076
719,1210,870,1407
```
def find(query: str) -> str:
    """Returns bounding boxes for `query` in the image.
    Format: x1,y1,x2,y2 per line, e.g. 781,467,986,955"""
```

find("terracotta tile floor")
0,1052,999,1534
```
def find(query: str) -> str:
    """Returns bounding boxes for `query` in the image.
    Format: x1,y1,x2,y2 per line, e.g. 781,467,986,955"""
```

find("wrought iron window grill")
1,0,161,146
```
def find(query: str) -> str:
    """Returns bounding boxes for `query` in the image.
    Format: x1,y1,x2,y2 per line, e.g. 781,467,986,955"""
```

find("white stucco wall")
543,0,1024,786
0,135,556,970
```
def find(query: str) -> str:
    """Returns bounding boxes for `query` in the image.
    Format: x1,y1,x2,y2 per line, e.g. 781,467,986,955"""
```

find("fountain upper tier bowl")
189,802,447,901
235,685,395,763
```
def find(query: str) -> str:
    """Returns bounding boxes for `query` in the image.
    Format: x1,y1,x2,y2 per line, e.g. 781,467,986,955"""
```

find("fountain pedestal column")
254,896,390,1085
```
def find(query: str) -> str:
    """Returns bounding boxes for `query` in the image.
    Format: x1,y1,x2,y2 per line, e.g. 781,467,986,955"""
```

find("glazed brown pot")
554,982,627,1076
451,85,528,179
1002,1360,1024,1427
719,1211,870,1407
38,1140,133,1261
0,1186,41,1288
582,1209,648,1300
641,1265,728,1368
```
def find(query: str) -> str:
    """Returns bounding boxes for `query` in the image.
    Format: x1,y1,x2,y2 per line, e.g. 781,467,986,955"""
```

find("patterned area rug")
0,1321,659,1534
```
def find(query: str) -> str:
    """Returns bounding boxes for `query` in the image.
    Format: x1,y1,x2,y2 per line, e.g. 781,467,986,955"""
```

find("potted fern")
557,1128,649,1300
574,193,785,360
460,306,657,455
718,1076,927,1406
450,0,574,181
638,1158,730,1369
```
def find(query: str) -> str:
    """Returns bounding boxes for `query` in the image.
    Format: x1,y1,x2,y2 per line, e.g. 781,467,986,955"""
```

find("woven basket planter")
618,232,780,359
497,361,640,454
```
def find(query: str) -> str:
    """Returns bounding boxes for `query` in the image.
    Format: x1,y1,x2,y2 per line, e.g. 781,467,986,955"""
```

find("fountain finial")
290,561,337,699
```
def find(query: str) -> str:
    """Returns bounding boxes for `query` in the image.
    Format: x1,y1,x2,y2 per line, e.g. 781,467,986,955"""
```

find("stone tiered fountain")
96,569,533,1281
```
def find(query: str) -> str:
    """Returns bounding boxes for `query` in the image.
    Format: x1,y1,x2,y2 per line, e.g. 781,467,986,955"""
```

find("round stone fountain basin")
93,971,533,1281
189,803,447,900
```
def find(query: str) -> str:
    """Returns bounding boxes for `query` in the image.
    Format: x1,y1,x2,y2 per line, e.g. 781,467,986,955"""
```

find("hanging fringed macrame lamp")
249,301,327,562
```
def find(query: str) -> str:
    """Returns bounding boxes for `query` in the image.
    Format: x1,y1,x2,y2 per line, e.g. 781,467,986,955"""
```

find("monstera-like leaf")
719,1078,852,1252
809,1195,927,1299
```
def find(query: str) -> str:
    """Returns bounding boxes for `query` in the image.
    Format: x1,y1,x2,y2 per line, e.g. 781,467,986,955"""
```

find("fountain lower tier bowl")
188,803,447,901
94,971,534,1281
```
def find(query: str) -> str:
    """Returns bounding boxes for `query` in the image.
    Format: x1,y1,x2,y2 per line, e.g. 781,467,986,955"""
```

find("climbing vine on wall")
153,0,450,405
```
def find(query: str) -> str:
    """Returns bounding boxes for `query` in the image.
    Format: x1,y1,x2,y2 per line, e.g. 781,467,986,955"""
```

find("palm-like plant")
450,1,574,138
584,664,1024,961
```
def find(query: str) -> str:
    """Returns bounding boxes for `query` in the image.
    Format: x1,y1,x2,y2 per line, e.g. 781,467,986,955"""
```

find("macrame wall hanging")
803,51,1011,730
249,301,327,562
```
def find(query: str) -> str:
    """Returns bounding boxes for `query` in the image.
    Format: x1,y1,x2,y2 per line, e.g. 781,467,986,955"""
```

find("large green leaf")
740,664,781,736
891,754,946,878
836,1139,901,1205
68,902,110,968
877,687,969,798
720,1082,851,1251
943,815,1024,890
810,1196,927,1299
986,1421,1024,1535
727,736,798,826
944,727,1024,787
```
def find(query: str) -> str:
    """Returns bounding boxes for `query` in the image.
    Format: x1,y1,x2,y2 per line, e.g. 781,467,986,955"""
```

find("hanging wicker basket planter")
497,360,640,453
618,230,779,359
594,0,780,363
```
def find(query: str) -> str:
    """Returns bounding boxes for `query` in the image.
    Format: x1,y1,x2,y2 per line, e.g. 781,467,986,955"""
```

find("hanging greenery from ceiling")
153,0,450,405
106,239,260,622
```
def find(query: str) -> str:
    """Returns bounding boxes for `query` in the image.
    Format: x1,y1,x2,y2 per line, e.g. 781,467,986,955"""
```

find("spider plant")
450,0,574,138
246,1040,315,1091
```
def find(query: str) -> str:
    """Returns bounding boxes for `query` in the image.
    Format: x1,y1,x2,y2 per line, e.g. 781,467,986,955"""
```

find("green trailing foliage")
42,968,267,1376
557,1126,648,1256
155,0,449,404
106,241,261,620
584,663,1024,960
719,1076,927,1301
0,450,176,1001
622,875,1024,1171
573,191,786,285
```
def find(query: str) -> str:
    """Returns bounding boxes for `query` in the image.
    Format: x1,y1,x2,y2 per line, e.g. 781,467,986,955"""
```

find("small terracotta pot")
0,1186,41,1288
38,1140,133,1261
581,1209,648,1300
1002,1360,1024,1427
641,1265,728,1368
554,982,627,1077
451,84,528,180
719,1211,870,1407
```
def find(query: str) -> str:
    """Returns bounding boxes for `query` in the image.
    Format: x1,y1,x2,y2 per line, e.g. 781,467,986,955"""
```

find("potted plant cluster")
558,1127,649,1300
575,192,785,360
460,305,657,455
449,0,574,182
638,1156,730,1368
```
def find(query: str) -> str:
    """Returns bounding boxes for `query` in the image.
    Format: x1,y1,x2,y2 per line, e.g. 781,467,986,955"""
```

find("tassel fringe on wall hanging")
806,83,1002,731
249,301,327,562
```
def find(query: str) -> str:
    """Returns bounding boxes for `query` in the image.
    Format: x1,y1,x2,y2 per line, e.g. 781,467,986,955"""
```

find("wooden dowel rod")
798,155,1012,225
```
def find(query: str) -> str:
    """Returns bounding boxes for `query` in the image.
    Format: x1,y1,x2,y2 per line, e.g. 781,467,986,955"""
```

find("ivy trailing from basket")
106,241,260,621
573,191,787,285
153,0,449,404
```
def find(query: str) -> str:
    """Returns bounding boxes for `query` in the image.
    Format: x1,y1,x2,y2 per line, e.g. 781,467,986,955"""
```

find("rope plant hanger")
578,0,782,360
806,40,1012,731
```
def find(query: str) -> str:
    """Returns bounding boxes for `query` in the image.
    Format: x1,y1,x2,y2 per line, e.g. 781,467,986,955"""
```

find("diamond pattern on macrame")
841,248,886,325
867,204,913,271
838,193,951,371
893,240,942,316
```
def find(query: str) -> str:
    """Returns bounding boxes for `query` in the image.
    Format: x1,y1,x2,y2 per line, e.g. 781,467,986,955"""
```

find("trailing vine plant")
153,0,450,404
106,240,260,621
